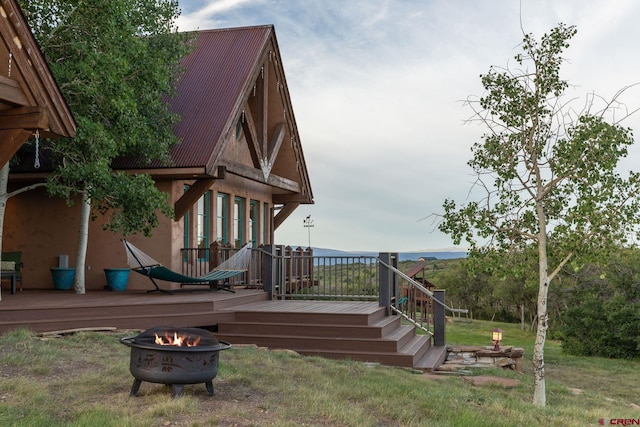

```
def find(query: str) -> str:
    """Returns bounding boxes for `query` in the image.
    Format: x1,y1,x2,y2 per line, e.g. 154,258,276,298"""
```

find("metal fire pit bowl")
120,327,231,398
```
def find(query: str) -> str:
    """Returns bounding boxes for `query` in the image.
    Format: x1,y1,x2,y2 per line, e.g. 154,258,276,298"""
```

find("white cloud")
179,0,640,251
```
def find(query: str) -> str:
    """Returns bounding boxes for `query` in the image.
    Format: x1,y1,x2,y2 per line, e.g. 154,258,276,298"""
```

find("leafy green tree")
432,258,492,320
16,0,192,293
560,249,640,358
483,247,540,328
439,24,640,406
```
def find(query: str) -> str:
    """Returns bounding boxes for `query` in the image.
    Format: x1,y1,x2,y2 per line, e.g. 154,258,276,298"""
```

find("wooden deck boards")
0,289,258,309
0,289,269,333
226,300,381,314
0,291,383,334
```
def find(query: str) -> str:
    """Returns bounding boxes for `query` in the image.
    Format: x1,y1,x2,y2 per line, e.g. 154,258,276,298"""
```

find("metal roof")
11,23,314,205
119,25,273,171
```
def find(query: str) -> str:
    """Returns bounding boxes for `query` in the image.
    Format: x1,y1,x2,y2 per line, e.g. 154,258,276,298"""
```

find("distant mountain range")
307,247,468,261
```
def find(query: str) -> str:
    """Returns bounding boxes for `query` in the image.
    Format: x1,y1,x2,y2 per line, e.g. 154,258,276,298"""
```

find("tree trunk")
0,164,8,301
533,201,549,406
74,193,90,294
520,302,525,331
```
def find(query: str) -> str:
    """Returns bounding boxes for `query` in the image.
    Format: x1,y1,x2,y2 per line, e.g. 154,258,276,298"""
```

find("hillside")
308,247,467,261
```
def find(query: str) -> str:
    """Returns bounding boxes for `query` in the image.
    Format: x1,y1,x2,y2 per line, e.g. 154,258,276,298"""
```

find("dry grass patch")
0,324,638,426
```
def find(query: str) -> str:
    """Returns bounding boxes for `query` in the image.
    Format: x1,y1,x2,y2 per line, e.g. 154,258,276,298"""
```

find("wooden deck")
0,291,448,370
0,288,269,334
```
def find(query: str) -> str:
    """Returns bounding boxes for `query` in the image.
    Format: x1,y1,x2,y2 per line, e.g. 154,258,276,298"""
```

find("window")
233,196,245,248
183,187,211,261
250,200,259,247
263,202,269,244
183,186,190,250
183,206,190,261
217,193,229,244
196,191,210,251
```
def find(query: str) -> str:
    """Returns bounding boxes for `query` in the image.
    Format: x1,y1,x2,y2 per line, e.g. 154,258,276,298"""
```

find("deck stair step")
216,301,446,370
216,324,416,353
298,335,432,368
218,315,400,339
414,345,448,371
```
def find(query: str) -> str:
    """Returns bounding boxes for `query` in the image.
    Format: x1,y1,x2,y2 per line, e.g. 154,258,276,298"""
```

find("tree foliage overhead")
19,0,193,235
441,24,640,260
438,23,640,406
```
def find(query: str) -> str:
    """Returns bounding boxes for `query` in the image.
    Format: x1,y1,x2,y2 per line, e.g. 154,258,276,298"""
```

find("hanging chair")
122,239,252,294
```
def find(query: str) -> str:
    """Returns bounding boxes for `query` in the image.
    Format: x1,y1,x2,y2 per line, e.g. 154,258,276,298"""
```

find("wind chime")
9,48,42,169
33,129,40,169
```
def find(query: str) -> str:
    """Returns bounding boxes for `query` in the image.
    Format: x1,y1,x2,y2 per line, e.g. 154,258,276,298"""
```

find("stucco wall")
3,176,274,292
4,181,176,291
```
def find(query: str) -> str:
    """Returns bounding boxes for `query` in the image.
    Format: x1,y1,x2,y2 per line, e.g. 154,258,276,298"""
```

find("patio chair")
1,251,23,294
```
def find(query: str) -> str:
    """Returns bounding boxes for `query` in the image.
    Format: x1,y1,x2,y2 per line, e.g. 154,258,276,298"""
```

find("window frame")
233,196,245,248
217,192,229,244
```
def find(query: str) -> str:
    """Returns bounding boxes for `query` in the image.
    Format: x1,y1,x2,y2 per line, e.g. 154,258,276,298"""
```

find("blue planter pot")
104,268,130,291
51,268,75,290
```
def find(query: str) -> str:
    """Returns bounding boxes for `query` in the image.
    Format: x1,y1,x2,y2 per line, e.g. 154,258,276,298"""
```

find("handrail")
377,257,468,314
390,306,434,336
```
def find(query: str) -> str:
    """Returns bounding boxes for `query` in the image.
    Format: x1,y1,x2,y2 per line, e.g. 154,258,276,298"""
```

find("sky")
176,0,640,252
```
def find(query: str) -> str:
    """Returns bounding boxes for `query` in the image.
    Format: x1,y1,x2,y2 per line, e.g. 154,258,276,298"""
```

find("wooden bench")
1,252,23,294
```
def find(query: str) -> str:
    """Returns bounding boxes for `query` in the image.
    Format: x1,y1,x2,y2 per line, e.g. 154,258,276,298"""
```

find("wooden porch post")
378,252,392,314
262,245,275,299
391,253,398,301
433,289,446,346
209,241,221,269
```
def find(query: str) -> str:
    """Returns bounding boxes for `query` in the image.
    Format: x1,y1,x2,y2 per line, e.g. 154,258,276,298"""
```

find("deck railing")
180,244,378,298
181,244,466,340
377,254,468,340
180,244,264,288
269,246,379,300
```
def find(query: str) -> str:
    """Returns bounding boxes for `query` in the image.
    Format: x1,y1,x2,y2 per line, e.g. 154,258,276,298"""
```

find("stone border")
438,346,525,372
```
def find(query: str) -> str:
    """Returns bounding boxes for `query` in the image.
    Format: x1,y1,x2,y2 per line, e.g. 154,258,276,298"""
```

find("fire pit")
120,327,231,398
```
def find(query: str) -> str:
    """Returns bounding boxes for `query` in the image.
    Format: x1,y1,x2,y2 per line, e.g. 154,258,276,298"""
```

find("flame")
154,331,201,347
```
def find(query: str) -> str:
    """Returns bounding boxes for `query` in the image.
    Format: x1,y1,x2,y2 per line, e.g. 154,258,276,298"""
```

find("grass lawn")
0,319,638,426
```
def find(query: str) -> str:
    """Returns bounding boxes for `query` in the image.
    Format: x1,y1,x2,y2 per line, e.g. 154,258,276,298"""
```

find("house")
4,25,313,291
0,19,453,372
0,0,76,298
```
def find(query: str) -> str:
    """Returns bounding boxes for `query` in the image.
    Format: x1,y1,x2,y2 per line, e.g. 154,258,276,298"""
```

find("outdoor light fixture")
492,328,503,351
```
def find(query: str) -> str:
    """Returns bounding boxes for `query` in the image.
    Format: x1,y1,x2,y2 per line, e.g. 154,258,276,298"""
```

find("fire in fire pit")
120,327,231,398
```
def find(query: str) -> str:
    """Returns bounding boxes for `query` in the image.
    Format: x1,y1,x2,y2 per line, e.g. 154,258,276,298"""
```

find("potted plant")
104,268,130,291
50,267,75,290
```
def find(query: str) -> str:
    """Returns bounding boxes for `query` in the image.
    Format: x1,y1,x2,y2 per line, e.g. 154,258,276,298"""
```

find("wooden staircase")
215,300,448,371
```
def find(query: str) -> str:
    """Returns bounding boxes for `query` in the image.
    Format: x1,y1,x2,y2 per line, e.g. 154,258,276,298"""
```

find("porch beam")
174,178,216,220
0,75,29,107
220,160,300,193
0,128,31,168
0,106,48,130
274,202,299,230
267,122,286,168
241,102,262,168
261,62,269,156
273,192,312,204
